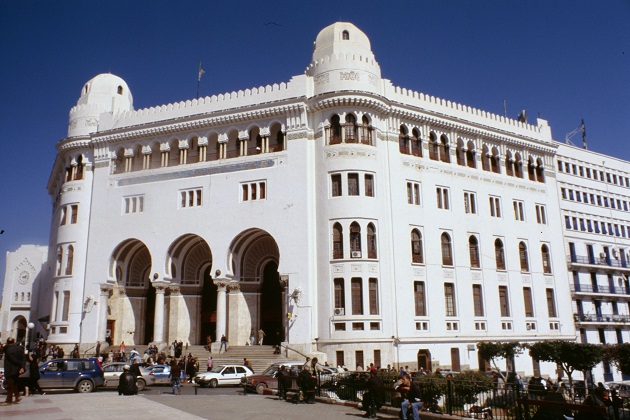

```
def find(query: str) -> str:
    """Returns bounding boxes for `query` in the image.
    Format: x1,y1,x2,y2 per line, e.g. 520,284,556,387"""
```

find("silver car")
102,362,147,391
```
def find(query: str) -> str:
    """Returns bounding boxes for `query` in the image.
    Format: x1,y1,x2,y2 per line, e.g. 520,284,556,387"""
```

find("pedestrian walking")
169,360,182,395
219,334,228,353
207,356,213,372
250,330,255,346
258,329,266,345
27,353,44,395
244,358,254,374
1,337,26,405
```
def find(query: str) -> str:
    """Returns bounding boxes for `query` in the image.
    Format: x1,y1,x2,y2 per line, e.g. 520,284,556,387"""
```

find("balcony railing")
574,313,630,323
568,254,629,269
570,283,630,295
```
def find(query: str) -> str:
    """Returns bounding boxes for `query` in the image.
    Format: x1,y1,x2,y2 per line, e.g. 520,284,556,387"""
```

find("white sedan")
193,365,253,388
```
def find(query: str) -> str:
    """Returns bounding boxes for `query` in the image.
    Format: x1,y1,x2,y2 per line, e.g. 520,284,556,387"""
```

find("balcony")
567,254,630,271
573,313,630,324
570,283,630,296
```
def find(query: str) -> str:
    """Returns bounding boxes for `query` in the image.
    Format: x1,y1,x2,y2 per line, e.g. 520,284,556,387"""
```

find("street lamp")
26,322,35,354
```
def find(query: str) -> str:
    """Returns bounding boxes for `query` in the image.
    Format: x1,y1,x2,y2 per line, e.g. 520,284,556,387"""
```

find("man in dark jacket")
363,369,385,418
2,338,26,405
399,374,423,420
118,365,137,395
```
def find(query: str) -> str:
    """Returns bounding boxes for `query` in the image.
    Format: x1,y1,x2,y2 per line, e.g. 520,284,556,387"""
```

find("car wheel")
256,383,267,394
77,379,94,393
136,378,146,391
209,379,218,388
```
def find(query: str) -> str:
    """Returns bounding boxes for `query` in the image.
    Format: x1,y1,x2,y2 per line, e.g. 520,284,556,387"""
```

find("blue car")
38,358,105,393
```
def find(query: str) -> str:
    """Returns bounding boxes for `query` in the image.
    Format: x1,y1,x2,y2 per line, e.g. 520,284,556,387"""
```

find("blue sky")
1,1,629,295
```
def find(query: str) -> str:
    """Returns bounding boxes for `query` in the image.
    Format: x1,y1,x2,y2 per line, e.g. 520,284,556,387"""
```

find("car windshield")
262,366,279,376
210,366,225,373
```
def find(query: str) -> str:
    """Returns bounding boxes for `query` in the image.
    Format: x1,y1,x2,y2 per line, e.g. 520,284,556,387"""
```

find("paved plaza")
0,392,400,420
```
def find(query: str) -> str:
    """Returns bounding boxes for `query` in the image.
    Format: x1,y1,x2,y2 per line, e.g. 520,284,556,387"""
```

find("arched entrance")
260,261,284,345
12,316,27,344
200,266,217,344
417,349,432,372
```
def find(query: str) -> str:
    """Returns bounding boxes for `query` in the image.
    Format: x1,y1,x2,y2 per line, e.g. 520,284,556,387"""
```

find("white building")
2,22,577,377
555,144,630,382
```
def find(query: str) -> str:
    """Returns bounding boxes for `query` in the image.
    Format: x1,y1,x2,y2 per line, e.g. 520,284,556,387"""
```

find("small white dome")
68,73,133,137
312,22,373,62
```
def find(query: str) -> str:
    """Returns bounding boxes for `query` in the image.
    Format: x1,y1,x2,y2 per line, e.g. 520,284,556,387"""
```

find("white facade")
2,22,580,377
555,144,630,382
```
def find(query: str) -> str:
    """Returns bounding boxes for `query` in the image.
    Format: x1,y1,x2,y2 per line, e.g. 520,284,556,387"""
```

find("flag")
198,62,205,82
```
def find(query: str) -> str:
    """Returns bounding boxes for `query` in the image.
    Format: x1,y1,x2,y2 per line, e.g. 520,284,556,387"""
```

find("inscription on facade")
315,73,329,85
340,71,360,81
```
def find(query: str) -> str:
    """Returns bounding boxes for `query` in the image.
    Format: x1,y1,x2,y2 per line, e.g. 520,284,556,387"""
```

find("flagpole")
197,61,205,99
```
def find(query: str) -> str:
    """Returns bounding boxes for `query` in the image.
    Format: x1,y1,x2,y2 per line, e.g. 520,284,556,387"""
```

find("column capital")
227,282,240,293
152,280,170,292
169,284,181,295
214,279,229,289
99,283,114,295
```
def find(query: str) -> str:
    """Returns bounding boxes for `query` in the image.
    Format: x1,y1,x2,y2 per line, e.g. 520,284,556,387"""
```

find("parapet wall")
98,75,308,132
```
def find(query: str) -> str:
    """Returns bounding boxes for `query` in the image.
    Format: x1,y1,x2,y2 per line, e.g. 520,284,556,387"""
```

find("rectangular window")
70,205,78,223
436,187,449,209
61,291,70,321
364,174,374,197
444,283,456,316
513,200,525,221
586,168,591,178
489,196,501,217
369,278,379,315
180,188,202,207
348,173,360,196
546,289,557,318
351,278,363,315
557,160,563,172
576,191,582,202
499,286,510,317
123,197,143,214
535,204,547,224
414,281,427,316
579,166,584,177
523,287,534,317
352,322,364,331
472,284,484,317
374,350,381,368
407,182,420,205
240,182,266,202
331,174,342,197
464,192,477,214
60,206,67,226
336,351,345,368
565,216,571,229
334,278,345,311
561,188,567,199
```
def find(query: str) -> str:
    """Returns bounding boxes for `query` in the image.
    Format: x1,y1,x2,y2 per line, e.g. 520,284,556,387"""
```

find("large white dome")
68,73,133,137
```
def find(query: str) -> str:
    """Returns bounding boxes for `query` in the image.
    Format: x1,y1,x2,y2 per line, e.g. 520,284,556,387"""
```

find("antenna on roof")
565,119,587,149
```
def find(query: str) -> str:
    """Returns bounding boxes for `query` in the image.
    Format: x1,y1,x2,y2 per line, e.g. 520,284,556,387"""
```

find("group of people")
0,338,45,406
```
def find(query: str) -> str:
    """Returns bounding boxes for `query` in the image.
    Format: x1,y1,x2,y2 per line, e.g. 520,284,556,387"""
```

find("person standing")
364,369,385,419
1,338,26,405
219,334,228,353
118,365,137,396
206,356,213,372
27,353,44,395
243,358,254,374
119,341,126,361
250,330,255,346
258,329,266,345
169,359,182,395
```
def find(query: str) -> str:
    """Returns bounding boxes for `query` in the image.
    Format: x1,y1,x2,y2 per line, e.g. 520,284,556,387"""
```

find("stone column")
98,284,113,343
152,281,169,343
214,279,228,341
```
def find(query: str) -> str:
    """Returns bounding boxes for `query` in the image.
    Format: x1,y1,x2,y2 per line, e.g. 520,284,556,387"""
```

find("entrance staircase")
188,345,293,374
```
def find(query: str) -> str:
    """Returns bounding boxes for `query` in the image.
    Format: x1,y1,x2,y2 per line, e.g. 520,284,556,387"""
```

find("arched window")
399,125,409,154
440,135,450,163
350,222,362,254
66,245,74,276
330,114,342,145
332,223,343,259
541,244,552,274
367,223,377,259
527,157,536,181
75,155,84,180
345,114,358,143
466,141,476,169
514,153,523,178
342,30,350,40
411,229,424,263
506,151,514,176
469,236,480,268
441,233,453,266
429,132,439,161
481,145,490,171
536,158,545,183
56,246,63,276
491,147,500,174
117,85,123,95
360,115,373,145
495,239,506,270
519,242,529,272
411,128,422,157
456,139,465,166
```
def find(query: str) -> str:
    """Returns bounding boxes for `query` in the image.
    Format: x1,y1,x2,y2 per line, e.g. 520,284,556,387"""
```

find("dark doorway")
260,261,283,345
417,349,431,372
451,348,461,372
143,286,155,344
200,267,217,344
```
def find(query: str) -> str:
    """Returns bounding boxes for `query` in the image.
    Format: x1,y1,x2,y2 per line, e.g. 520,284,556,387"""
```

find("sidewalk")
0,392,400,419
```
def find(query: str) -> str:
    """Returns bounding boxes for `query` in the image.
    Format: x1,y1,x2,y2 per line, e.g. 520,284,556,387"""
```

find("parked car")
241,361,336,394
102,362,147,391
142,364,172,385
608,382,630,398
193,365,253,388
38,358,105,393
